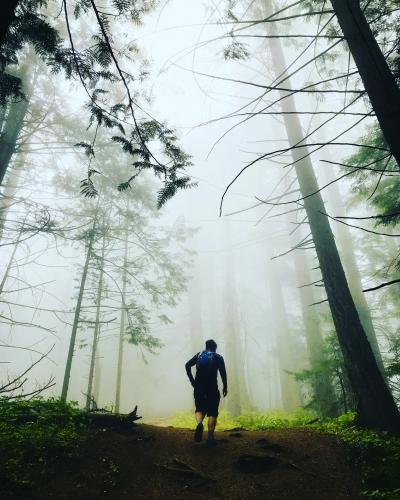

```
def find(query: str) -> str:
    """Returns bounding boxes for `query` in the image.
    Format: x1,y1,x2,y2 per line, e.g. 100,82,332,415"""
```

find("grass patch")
169,408,314,431
236,409,314,430
169,409,238,430
0,398,89,494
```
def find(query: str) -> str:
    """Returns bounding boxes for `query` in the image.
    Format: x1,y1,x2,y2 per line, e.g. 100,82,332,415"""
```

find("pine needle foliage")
345,125,400,227
113,120,196,207
1,0,194,207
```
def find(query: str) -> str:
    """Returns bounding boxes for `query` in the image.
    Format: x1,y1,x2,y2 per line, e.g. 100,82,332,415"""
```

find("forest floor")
8,424,362,500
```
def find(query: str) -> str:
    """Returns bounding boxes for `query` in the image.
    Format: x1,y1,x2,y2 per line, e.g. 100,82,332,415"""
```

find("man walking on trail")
185,339,228,446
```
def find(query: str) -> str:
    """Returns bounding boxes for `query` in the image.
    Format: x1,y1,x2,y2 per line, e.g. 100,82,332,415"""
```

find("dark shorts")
194,386,220,417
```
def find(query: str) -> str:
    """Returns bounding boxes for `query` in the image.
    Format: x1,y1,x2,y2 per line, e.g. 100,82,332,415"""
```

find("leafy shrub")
0,398,88,492
313,413,400,498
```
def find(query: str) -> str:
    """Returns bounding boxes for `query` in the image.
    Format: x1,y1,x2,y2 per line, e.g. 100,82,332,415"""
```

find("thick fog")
1,0,398,421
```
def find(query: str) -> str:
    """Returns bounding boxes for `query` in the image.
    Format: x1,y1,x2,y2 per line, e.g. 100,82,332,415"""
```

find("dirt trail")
32,425,361,499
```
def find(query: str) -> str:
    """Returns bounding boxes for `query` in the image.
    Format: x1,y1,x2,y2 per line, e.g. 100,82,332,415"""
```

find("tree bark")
0,92,29,185
265,10,400,432
0,54,35,186
0,98,28,184
329,0,400,168
61,222,96,401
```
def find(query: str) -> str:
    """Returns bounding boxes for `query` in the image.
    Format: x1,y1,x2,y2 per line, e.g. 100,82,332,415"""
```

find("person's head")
205,339,217,352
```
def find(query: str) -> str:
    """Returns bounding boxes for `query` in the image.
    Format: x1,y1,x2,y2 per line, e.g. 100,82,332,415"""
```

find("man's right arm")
218,356,228,397
185,353,198,387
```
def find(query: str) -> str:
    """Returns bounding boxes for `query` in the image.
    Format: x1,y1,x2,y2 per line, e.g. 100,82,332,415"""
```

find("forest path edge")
22,424,362,500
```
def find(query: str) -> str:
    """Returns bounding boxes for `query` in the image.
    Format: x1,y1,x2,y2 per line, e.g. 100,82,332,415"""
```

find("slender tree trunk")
188,257,204,354
93,360,101,404
0,153,25,241
0,0,19,49
265,9,400,432
86,231,106,410
61,223,96,401
266,257,300,412
0,216,24,294
223,266,242,416
115,226,129,413
329,0,400,168
223,224,252,415
0,104,8,133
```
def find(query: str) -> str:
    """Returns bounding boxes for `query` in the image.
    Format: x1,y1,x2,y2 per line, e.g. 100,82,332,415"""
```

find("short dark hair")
205,339,217,351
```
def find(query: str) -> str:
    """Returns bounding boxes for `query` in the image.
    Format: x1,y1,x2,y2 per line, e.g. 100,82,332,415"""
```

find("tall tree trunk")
0,94,29,185
61,222,96,401
266,257,300,412
288,221,338,416
329,0,400,168
85,231,106,410
0,54,35,187
222,225,252,416
0,57,32,185
0,0,19,49
265,9,400,431
115,226,129,413
319,157,385,374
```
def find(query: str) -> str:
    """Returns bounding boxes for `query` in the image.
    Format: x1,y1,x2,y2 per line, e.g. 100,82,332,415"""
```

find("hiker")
185,339,228,446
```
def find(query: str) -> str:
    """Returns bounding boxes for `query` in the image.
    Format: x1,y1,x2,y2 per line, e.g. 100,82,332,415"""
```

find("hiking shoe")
206,439,217,448
194,423,204,442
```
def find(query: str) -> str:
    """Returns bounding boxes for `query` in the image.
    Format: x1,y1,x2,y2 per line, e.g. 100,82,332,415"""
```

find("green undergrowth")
169,408,313,431
169,409,238,430
0,398,88,494
170,410,400,498
313,413,400,499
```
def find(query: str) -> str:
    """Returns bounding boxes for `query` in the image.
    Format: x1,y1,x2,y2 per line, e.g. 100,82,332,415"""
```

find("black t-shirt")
185,351,227,391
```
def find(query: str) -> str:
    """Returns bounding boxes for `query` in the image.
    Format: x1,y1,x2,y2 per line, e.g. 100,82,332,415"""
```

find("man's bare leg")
194,411,205,442
207,416,217,443
195,411,205,424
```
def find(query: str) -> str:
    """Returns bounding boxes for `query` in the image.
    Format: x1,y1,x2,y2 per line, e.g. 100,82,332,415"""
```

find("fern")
80,178,98,198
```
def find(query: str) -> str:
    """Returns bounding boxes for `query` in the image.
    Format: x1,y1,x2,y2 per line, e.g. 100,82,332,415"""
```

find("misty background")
0,0,397,421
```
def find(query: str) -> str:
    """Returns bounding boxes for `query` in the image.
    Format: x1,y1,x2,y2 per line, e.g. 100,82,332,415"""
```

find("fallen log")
86,405,142,430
